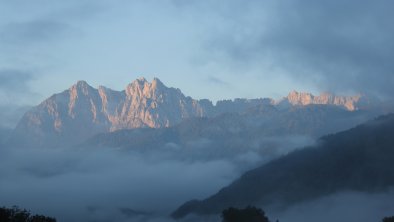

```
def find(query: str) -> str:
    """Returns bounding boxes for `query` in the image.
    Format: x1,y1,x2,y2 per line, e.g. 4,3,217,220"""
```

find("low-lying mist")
0,127,316,222
1,134,392,222
177,190,394,222
0,145,240,221
267,190,394,222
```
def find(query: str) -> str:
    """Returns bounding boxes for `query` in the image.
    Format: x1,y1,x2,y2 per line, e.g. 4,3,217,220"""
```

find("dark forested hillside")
172,114,394,218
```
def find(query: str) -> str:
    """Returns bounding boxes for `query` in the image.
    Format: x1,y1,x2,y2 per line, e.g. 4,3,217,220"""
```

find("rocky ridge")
9,78,377,147
283,90,363,111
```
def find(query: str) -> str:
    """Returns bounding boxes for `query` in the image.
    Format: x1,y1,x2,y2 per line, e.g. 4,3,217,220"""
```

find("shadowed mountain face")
7,77,384,148
172,114,394,218
85,105,377,163
8,78,211,147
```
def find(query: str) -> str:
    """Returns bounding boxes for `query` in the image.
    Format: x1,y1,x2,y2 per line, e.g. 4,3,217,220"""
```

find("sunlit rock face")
12,81,110,147
281,90,368,111
10,78,377,147
11,78,213,147
111,77,210,130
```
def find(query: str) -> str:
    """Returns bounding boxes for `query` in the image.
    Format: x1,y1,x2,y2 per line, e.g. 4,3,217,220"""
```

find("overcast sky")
1,0,394,108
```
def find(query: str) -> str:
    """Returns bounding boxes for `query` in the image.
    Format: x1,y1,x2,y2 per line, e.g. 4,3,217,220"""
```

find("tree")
222,206,270,222
383,216,394,222
0,206,56,222
29,215,57,222
0,207,11,221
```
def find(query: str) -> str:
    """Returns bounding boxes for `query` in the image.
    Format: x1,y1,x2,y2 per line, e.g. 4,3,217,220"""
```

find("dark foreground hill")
172,114,394,218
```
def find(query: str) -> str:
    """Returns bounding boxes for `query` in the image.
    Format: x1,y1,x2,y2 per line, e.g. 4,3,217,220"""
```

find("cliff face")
283,91,363,111
113,77,208,130
10,78,378,147
10,78,213,147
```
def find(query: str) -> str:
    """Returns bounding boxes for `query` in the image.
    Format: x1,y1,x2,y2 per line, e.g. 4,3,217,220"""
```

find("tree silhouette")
0,206,56,222
383,216,394,222
29,215,56,222
222,206,270,222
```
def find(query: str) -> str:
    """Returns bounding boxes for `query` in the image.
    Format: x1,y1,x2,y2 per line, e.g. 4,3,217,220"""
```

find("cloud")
207,77,229,86
185,0,394,98
267,190,394,222
0,146,239,222
0,20,72,46
1,0,392,103
205,77,235,91
2,142,392,222
0,69,38,104
0,69,33,90
0,69,36,127
0,105,31,128
0,127,320,221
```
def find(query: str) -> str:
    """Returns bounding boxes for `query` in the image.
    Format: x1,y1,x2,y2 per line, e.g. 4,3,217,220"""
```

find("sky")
1,2,394,220
1,0,394,111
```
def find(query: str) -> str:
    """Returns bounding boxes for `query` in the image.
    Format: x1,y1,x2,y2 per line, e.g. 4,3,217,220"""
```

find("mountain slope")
8,78,212,147
84,104,377,166
8,77,382,148
172,114,394,218
280,91,367,111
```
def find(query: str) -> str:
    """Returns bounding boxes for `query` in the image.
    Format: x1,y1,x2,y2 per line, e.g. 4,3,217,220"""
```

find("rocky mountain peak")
287,90,314,105
151,77,165,89
70,80,95,96
285,90,363,111
10,78,384,147
125,77,167,97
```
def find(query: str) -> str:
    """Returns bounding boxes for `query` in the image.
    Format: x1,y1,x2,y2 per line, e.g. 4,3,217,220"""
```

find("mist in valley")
2,136,394,222
2,0,394,221
0,144,237,221
0,131,315,221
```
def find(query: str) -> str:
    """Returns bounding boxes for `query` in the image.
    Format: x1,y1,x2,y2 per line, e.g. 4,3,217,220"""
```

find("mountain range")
84,104,377,164
7,77,383,148
172,114,394,218
3,77,394,222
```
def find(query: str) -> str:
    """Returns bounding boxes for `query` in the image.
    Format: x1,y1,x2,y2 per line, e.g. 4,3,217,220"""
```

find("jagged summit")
9,77,381,147
126,77,168,97
129,77,162,86
130,77,148,87
11,77,211,147
74,80,89,86
71,80,93,91
281,90,363,111
137,76,147,81
151,77,165,88
69,80,95,97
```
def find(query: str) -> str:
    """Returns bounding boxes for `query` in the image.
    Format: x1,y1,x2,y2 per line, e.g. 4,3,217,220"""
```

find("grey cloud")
0,146,238,222
183,190,394,222
206,76,231,87
194,0,394,98
0,1,106,48
0,105,30,128
268,190,394,222
0,69,38,102
1,143,393,222
0,69,33,90
0,69,36,127
0,20,72,46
